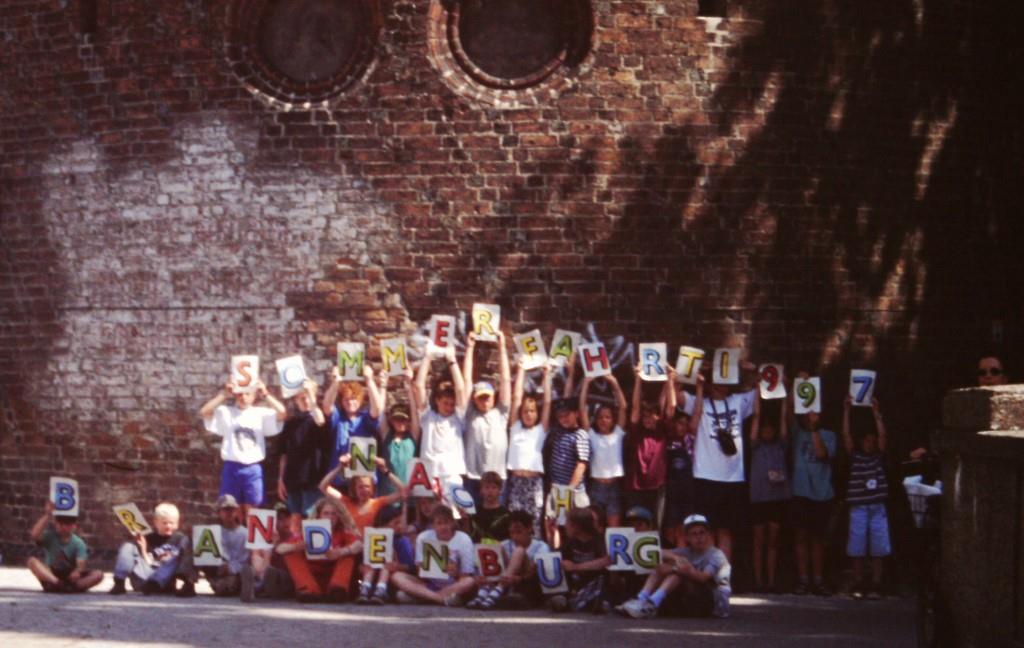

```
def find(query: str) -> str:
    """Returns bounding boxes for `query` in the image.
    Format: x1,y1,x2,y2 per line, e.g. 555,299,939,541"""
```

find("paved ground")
0,567,915,647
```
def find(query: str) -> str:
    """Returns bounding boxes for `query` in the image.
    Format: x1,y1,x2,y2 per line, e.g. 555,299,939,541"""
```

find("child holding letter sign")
578,371,628,528
27,500,103,593
462,330,511,504
110,502,197,596
200,368,287,515
392,505,477,606
506,358,553,537
276,378,329,530
276,497,362,602
357,506,415,604
322,365,386,490
789,371,837,596
842,394,890,600
678,356,758,560
415,345,469,491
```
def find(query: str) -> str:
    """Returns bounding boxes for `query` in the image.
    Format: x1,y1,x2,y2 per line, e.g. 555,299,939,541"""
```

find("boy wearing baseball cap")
617,513,732,619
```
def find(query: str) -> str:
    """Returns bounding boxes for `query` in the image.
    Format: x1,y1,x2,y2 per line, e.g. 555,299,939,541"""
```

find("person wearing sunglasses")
976,355,1008,387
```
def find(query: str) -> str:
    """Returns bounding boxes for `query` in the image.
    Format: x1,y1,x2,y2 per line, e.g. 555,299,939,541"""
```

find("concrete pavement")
0,567,916,647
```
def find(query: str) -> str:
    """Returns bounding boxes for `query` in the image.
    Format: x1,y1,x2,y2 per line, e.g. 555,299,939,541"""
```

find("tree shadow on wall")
477,0,1023,445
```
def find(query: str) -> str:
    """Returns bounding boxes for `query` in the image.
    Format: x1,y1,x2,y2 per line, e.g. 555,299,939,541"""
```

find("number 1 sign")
849,370,877,407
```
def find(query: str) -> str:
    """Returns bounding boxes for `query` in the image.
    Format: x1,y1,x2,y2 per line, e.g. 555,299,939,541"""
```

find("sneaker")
369,591,387,605
394,590,418,605
466,596,484,609
109,579,127,596
479,594,500,610
547,594,568,613
356,592,371,604
626,599,657,619
443,593,464,608
865,587,882,601
174,581,196,598
792,581,810,595
850,584,865,600
239,566,255,603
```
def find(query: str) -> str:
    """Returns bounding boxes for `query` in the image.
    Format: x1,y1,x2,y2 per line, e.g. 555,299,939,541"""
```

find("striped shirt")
546,425,590,486
846,451,888,505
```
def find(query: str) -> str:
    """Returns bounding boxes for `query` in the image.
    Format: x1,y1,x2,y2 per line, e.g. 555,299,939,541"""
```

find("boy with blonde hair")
110,502,196,596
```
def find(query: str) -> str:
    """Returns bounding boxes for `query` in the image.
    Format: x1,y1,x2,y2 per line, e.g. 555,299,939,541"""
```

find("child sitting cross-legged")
466,509,551,610
110,502,196,597
618,513,731,619
276,497,362,602
391,504,477,606
27,500,103,593
548,508,611,613
355,505,416,604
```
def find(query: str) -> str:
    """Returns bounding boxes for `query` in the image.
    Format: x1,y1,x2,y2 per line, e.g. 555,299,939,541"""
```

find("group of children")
27,333,897,616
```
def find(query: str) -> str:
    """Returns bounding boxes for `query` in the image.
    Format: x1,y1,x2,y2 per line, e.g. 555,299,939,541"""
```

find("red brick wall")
2,0,1022,555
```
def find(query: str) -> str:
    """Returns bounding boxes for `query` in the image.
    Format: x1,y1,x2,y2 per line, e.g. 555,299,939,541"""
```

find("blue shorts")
285,489,321,517
846,503,891,557
220,461,264,506
588,479,623,519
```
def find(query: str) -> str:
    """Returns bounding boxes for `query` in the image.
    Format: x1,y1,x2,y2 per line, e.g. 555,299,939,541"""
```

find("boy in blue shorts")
200,376,286,516
842,395,890,600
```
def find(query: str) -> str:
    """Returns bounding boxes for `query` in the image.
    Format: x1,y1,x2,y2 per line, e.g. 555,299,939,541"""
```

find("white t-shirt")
587,426,625,479
415,529,476,584
684,390,757,483
464,404,510,480
204,405,282,464
501,537,550,562
506,421,546,473
420,406,467,479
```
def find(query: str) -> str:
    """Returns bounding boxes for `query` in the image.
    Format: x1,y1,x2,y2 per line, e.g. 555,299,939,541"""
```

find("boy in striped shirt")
841,395,889,600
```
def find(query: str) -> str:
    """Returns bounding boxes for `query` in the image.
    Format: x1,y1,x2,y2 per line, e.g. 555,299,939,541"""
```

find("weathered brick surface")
1,0,1022,555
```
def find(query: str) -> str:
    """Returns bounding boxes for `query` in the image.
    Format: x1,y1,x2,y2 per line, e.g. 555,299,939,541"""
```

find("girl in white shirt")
506,359,552,536
579,374,628,527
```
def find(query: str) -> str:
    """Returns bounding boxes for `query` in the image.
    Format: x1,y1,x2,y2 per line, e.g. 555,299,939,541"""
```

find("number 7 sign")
849,370,877,407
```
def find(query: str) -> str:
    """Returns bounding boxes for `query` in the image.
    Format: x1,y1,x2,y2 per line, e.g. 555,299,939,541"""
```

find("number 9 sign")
758,364,787,399
793,377,822,414
849,369,877,407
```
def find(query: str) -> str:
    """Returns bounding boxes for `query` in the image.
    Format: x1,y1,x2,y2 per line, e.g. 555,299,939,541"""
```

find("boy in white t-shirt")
462,330,511,505
391,505,477,606
200,376,286,516
678,361,757,559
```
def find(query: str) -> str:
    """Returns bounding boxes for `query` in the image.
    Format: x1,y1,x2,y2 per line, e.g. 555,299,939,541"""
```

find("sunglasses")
977,367,1003,377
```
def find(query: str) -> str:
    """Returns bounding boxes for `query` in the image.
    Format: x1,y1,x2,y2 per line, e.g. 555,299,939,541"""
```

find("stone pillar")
938,385,1024,647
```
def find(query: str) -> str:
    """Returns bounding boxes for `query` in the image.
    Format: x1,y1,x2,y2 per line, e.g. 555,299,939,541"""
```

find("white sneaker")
626,599,657,619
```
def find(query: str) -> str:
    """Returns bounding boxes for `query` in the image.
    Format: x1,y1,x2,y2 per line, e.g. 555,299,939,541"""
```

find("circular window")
438,0,592,92
226,0,381,106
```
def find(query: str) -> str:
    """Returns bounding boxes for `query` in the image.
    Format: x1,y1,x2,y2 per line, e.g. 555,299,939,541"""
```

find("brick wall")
2,0,1022,556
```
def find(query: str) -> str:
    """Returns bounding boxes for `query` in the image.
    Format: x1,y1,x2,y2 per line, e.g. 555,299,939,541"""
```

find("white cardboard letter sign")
849,369,877,407
579,342,611,378
245,508,276,550
675,346,705,385
363,527,394,568
549,329,581,367
758,363,787,400
471,303,500,342
231,355,260,393
712,348,740,385
381,337,409,377
514,329,548,370
112,503,153,535
337,342,365,381
302,519,332,560
50,477,79,517
638,343,668,382
275,355,307,398
793,377,822,414
192,525,224,567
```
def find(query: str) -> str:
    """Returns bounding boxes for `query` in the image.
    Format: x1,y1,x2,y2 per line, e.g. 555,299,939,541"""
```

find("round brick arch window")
430,0,593,102
226,0,381,106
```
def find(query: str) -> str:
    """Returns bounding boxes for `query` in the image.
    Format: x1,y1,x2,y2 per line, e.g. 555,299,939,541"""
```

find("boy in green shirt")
27,501,103,593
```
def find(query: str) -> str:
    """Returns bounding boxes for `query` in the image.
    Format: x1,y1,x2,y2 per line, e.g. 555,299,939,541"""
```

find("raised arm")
608,374,628,429
779,394,789,443
497,331,511,409
630,363,642,425
322,367,341,419
414,352,430,411
872,397,886,452
305,380,325,426
363,364,385,419
462,332,477,397
510,358,526,427
200,382,233,420
540,364,553,431
579,376,593,431
257,380,287,422
447,347,468,411
689,374,705,434
30,501,54,543
318,463,346,500
562,351,577,399
662,365,677,418
841,396,854,454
